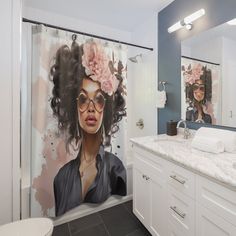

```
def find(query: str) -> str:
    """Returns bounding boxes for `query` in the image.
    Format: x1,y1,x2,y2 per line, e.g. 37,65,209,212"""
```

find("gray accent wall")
158,0,236,133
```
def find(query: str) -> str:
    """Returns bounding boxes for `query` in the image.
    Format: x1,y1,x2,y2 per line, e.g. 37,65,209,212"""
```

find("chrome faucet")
176,119,190,139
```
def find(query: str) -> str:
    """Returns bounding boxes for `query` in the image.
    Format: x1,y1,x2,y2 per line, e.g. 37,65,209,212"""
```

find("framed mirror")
181,19,236,128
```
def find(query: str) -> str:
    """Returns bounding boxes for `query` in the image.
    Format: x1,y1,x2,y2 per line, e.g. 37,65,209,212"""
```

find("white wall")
125,13,158,165
127,13,158,151
0,0,21,225
183,37,221,64
23,7,132,42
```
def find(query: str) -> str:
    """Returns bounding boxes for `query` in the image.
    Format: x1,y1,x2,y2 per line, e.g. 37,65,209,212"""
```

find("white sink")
151,136,192,154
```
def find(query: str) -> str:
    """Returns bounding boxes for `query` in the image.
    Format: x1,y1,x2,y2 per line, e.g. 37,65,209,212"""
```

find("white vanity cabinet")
196,176,236,236
196,204,236,236
132,144,236,236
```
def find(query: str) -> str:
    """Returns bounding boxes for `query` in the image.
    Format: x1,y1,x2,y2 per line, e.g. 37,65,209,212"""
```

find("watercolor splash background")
31,27,77,216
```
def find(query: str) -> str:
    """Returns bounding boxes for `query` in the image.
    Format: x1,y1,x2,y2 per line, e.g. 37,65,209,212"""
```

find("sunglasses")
192,83,205,92
77,92,106,112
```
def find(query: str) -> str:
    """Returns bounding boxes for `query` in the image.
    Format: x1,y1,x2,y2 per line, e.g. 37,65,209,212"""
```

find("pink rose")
101,72,119,96
183,63,203,85
82,40,119,95
101,80,113,96
82,41,108,81
191,63,203,81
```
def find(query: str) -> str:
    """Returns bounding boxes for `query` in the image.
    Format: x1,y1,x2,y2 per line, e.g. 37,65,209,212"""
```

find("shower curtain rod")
181,55,220,66
22,18,154,51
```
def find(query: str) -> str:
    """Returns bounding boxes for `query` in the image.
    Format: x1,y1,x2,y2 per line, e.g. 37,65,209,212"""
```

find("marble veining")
130,134,236,189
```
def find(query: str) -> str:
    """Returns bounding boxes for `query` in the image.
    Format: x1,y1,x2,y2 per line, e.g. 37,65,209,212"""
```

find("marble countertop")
130,134,236,190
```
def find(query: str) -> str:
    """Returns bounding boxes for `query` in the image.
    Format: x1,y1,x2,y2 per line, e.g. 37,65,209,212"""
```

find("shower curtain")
30,25,128,217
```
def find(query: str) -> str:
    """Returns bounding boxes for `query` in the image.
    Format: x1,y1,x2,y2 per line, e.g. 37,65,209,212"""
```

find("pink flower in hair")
101,73,119,96
82,40,119,95
192,63,203,81
182,63,203,85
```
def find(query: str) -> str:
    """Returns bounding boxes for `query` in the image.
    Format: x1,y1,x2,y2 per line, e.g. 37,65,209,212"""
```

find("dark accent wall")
158,0,236,133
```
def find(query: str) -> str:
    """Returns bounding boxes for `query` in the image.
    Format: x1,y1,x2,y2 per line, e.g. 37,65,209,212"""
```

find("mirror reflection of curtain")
30,25,127,217
181,57,221,125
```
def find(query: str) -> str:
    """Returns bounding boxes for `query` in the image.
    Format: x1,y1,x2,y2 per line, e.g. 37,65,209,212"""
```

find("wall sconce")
168,9,205,33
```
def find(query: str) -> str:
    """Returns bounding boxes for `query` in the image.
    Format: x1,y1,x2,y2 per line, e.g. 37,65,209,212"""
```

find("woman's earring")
77,122,81,138
102,124,106,145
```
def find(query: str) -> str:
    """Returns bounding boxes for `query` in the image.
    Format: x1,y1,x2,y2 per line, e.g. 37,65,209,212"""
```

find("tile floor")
52,201,151,236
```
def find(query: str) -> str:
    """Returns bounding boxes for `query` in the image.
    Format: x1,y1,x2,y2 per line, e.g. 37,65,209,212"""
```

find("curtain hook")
72,34,77,42
104,41,109,47
159,81,166,91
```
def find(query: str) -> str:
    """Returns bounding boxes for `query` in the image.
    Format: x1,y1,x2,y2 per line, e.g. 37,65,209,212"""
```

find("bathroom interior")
1,0,236,235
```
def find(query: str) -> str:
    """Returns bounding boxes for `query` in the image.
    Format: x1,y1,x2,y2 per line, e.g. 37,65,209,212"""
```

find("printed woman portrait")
50,38,127,216
182,63,212,124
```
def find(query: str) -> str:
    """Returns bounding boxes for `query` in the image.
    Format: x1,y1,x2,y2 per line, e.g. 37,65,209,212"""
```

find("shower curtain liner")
30,25,128,217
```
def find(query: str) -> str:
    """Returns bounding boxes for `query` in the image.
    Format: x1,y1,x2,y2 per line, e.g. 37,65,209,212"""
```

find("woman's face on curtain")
77,78,105,134
193,79,205,102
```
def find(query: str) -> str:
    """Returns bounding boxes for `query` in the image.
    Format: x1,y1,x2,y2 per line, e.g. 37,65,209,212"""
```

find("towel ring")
159,81,166,91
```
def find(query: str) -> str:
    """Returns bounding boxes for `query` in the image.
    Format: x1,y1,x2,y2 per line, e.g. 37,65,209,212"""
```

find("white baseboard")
53,194,133,226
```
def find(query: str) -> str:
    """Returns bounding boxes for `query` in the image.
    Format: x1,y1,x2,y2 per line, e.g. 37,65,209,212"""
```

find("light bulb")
184,9,205,25
167,21,183,33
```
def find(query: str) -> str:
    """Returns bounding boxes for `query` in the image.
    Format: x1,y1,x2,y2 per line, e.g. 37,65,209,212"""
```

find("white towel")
195,127,236,152
156,90,166,108
191,135,224,154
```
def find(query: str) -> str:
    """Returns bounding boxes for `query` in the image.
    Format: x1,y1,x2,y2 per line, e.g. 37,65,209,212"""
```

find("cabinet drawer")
196,175,236,226
196,203,236,236
167,161,195,199
133,152,165,181
167,186,195,236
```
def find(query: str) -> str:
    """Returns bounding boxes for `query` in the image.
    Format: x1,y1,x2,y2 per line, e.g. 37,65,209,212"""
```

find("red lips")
85,115,97,125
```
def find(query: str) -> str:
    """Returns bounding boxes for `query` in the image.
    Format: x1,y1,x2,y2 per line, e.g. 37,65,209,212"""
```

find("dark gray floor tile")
122,201,143,227
138,224,152,236
123,200,133,214
99,204,141,236
72,223,109,236
69,212,103,235
52,223,70,236
126,228,152,236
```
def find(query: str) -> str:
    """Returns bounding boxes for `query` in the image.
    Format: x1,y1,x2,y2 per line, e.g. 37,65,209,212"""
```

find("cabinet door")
167,221,188,236
196,204,236,236
133,167,149,225
133,151,167,236
149,176,167,236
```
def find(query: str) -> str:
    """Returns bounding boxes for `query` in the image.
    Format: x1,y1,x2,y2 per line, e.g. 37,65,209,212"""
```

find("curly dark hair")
50,40,126,149
186,66,212,104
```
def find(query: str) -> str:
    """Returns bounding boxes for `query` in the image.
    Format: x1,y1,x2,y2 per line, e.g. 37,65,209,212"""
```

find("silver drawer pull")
170,206,186,219
145,176,150,181
170,175,186,185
